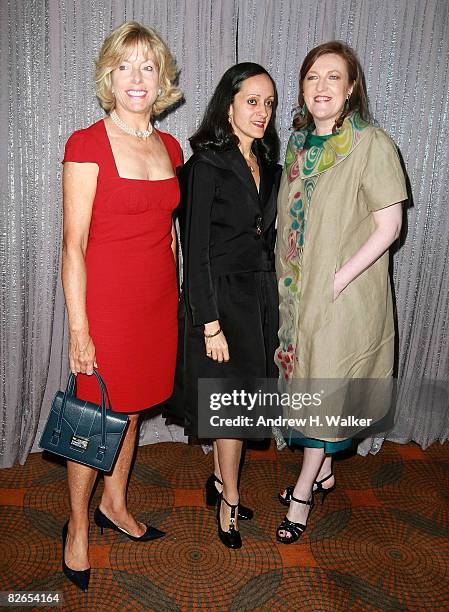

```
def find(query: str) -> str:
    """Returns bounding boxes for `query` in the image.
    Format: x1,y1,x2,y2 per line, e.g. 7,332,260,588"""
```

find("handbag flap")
51,392,128,437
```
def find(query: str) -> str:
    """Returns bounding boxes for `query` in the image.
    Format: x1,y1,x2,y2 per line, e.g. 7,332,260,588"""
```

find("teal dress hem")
287,430,353,454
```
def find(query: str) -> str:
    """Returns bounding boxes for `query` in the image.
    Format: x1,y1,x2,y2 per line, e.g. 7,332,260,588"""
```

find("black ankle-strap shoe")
206,473,254,520
217,496,242,549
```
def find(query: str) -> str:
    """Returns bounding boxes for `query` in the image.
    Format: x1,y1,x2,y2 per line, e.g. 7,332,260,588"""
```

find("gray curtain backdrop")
1,0,448,467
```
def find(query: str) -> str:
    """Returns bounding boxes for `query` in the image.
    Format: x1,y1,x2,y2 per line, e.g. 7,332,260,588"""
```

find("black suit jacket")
178,146,282,326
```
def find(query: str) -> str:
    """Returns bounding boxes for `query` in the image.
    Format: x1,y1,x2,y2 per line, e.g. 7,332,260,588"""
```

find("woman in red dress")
61,22,182,591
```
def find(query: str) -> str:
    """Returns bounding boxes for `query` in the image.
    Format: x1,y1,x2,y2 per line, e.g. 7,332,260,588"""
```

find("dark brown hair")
293,40,371,132
190,62,279,164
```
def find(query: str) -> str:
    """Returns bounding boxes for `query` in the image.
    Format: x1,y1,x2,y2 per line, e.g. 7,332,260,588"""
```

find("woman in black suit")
177,63,281,549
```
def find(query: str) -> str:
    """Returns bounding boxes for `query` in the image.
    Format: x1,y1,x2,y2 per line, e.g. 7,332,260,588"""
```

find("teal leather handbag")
39,371,128,472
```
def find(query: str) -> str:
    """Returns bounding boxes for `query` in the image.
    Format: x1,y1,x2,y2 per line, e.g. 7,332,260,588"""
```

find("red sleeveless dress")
63,119,181,412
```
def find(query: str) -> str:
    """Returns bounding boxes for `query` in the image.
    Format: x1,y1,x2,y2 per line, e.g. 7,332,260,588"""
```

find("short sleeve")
63,129,98,164
361,129,407,212
172,138,183,168
157,130,183,169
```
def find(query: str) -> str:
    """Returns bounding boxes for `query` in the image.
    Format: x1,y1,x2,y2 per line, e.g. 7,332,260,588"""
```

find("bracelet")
204,327,222,339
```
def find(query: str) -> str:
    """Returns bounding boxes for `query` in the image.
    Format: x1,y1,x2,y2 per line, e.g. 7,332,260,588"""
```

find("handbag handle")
65,370,111,409
54,370,113,460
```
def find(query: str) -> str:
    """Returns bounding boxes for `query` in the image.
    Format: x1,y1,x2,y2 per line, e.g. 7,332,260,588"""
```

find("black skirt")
163,270,279,436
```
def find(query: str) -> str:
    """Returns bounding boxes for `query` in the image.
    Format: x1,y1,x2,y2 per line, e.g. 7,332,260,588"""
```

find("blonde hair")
95,21,182,115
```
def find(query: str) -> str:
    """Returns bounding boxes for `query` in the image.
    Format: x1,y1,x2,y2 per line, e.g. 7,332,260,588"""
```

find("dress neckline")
101,118,177,183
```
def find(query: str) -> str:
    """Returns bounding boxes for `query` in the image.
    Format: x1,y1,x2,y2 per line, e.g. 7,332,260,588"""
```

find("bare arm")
334,202,403,300
61,161,99,374
171,219,177,263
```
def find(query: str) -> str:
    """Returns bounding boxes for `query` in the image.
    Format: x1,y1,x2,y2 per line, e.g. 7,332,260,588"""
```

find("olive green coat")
275,114,406,436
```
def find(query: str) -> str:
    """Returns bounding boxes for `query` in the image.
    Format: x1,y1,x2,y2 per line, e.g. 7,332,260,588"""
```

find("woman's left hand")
205,331,230,363
333,270,347,301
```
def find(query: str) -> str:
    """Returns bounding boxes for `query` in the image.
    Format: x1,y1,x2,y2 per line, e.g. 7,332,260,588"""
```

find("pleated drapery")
1,0,448,467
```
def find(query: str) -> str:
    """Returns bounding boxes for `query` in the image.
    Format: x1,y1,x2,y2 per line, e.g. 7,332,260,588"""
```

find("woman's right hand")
69,331,97,375
62,160,99,377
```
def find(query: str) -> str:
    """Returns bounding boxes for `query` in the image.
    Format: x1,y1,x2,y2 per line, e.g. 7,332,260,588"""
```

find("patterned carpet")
0,440,448,611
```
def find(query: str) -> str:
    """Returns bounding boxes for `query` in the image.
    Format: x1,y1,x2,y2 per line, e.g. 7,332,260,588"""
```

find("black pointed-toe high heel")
206,474,254,520
94,507,165,541
217,496,242,549
62,522,90,592
276,494,314,545
278,473,335,507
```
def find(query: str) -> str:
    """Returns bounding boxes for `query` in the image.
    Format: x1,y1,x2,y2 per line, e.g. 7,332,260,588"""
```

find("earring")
157,87,162,96
335,94,351,133
111,88,115,96
300,103,307,118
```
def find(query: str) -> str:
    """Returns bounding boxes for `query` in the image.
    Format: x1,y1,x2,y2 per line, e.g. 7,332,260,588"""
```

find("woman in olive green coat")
275,41,407,544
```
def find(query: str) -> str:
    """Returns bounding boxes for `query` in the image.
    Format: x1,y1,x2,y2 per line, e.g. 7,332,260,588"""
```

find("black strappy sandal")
276,494,314,544
278,473,335,507
313,473,336,505
278,485,294,507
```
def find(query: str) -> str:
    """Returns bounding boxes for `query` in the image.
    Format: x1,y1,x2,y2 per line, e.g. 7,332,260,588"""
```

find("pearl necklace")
109,110,153,140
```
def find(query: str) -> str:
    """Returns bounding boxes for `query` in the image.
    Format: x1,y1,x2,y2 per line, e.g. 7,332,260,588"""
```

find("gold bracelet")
204,327,222,339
